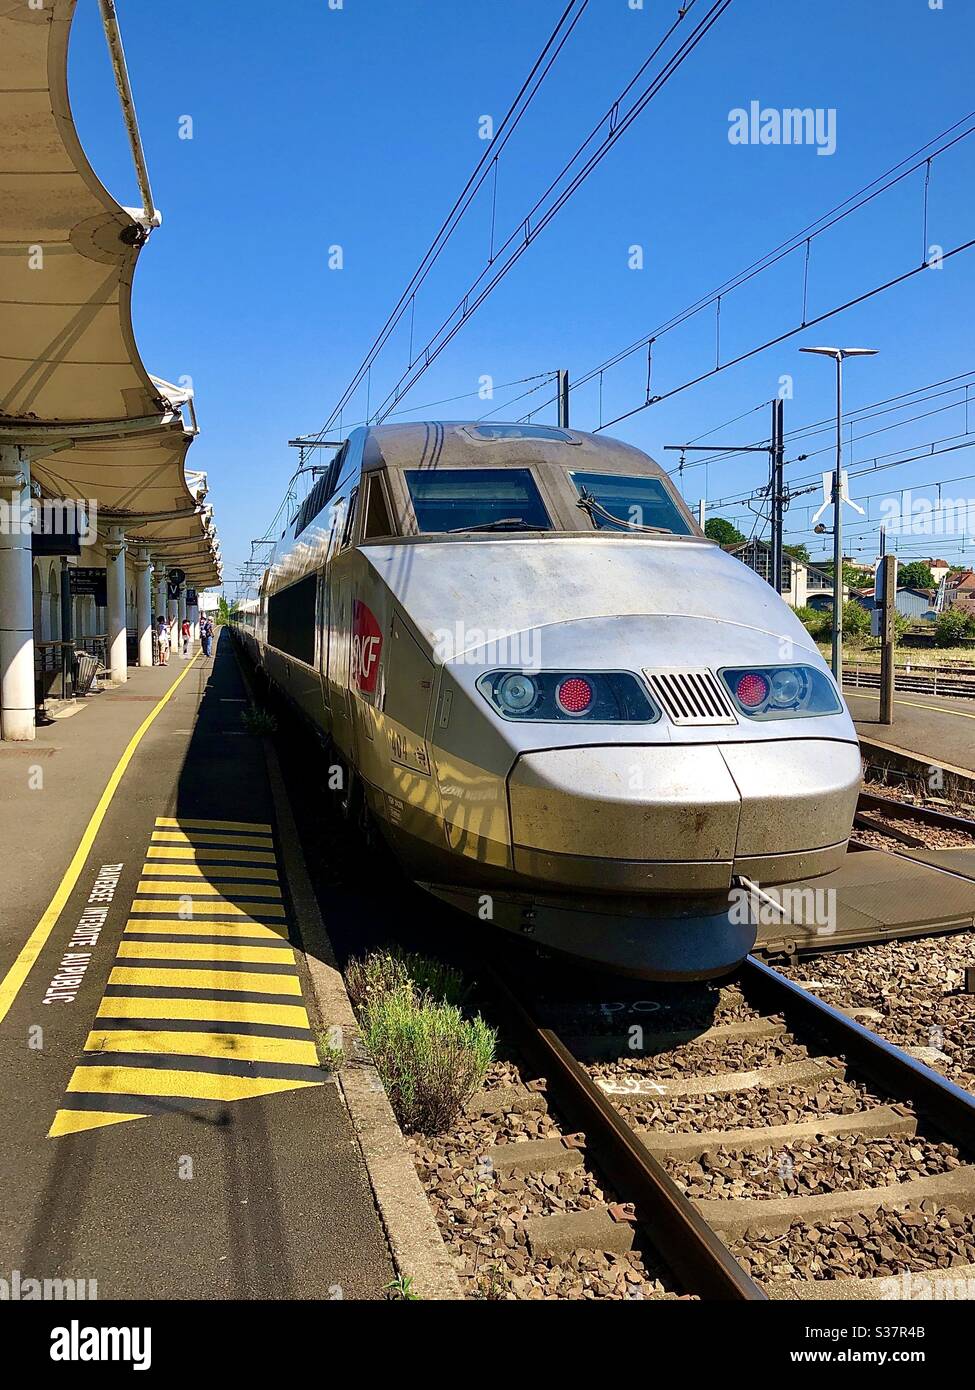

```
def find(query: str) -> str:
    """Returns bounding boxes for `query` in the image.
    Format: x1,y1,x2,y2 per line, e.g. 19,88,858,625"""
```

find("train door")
316,565,331,724
324,490,358,760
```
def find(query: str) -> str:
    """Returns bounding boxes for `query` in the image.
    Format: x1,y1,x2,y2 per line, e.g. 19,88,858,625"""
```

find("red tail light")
556,676,594,714
735,672,770,708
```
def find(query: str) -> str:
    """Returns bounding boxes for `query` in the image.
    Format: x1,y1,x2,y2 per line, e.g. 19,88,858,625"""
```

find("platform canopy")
0,0,220,586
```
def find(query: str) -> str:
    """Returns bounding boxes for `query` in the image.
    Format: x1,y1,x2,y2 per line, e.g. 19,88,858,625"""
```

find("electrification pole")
800,346,877,687
557,370,570,428
770,398,785,594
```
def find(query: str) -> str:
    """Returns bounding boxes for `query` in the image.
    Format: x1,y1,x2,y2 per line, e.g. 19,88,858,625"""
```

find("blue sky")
68,0,975,585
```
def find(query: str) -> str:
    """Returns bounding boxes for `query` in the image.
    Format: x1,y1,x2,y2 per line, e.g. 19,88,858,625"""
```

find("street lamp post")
799,346,878,687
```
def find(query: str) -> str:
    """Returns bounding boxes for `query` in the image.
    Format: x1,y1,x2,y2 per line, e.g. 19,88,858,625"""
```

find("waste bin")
73,650,99,697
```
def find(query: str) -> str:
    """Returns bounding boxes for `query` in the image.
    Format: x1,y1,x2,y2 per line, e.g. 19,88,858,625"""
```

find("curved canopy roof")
0,0,220,586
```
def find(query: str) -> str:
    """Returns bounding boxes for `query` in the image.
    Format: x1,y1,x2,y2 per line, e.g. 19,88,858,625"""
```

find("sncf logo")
352,600,383,694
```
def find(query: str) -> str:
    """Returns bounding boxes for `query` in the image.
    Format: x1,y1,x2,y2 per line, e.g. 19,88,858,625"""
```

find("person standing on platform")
181,616,191,657
201,616,213,658
156,615,170,667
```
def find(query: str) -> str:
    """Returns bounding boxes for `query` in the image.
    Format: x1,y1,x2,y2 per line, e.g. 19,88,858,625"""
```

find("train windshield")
570,472,692,534
405,468,552,533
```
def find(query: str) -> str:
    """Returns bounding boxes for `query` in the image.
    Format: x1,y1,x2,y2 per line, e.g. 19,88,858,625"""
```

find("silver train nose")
507,738,861,893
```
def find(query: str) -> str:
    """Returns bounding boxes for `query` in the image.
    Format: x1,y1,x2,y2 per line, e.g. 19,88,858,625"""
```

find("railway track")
853,787,975,850
846,667,975,699
478,957,975,1300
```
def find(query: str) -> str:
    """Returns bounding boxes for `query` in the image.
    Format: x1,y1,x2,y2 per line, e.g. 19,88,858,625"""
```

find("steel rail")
483,964,767,1301
740,956,975,1151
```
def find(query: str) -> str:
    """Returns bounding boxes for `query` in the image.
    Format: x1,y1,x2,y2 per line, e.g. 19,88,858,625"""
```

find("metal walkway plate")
754,849,975,953
901,847,975,881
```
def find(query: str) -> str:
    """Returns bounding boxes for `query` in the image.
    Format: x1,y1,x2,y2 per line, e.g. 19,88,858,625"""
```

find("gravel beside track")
784,932,975,1092
667,1132,963,1200
588,1034,814,1081
612,1075,880,1134
730,1206,975,1283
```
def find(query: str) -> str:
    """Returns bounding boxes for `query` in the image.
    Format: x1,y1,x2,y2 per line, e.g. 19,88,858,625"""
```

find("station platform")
847,686,975,776
0,633,394,1299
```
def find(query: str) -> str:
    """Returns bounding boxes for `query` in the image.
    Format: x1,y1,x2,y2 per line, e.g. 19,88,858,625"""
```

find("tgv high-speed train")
232,421,861,979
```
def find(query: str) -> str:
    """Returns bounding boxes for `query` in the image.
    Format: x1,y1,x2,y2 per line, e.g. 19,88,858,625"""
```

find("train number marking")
352,601,383,694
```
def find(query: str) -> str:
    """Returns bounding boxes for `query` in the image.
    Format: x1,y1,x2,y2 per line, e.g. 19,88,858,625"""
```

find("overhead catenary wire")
311,0,592,443
368,0,734,424
522,113,975,428
259,2,731,556
670,371,975,474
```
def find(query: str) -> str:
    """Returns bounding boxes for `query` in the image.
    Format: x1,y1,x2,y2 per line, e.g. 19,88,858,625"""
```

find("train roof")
360,420,666,477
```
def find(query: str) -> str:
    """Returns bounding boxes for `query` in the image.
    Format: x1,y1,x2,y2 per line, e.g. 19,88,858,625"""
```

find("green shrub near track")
348,949,495,1134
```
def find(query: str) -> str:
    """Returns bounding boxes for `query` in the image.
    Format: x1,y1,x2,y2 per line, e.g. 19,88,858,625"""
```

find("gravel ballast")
785,930,975,1092
731,1204,975,1283
668,1133,963,1200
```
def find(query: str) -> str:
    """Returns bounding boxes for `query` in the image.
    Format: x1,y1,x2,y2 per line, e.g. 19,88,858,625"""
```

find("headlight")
720,665,841,719
497,672,538,714
477,671,659,723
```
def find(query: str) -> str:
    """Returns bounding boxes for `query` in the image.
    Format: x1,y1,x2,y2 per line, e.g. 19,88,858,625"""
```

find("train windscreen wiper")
448,517,537,532
575,489,671,534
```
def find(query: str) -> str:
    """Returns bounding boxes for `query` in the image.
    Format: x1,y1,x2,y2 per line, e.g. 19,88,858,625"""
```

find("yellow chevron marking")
139,864,280,882
123,919,287,941
155,817,273,833
66,1066,319,1102
48,1109,148,1137
84,1030,320,1066
146,847,276,863
151,831,273,849
97,997,312,1027
136,880,283,899
108,966,303,995
117,940,294,965
131,899,287,919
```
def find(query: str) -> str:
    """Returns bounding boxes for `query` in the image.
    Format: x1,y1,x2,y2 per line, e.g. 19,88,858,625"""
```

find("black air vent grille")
644,668,738,726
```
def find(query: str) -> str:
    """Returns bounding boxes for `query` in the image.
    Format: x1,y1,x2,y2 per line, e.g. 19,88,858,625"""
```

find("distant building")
724,539,836,608
852,586,938,622
867,556,952,585
947,569,975,605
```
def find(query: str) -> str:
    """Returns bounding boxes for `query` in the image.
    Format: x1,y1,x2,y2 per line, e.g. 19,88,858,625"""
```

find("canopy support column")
105,525,128,684
135,547,153,667
0,444,35,740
